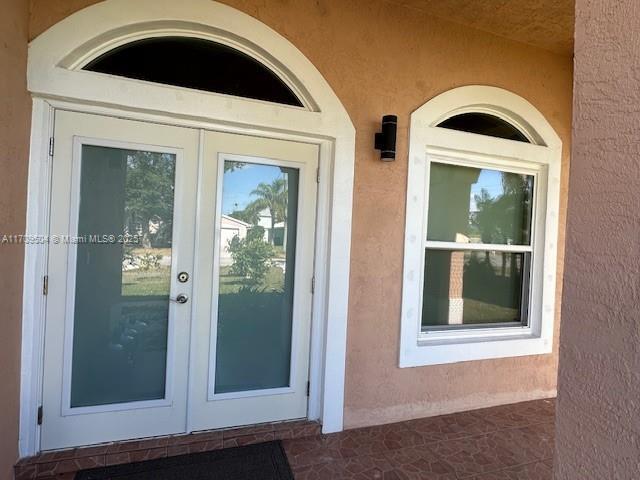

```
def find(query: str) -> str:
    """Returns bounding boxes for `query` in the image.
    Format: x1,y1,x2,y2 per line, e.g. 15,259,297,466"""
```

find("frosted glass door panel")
214,160,299,394
70,145,176,408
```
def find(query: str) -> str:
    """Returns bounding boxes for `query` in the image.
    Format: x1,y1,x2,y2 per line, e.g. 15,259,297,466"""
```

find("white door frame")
20,0,355,457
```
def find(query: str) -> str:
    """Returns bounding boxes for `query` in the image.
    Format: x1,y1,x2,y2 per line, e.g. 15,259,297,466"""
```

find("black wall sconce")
374,115,398,161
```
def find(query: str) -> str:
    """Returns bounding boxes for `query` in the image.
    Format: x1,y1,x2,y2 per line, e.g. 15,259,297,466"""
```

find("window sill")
399,333,552,368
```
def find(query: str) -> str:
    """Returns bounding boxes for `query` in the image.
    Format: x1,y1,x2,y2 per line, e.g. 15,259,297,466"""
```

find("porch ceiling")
388,0,575,55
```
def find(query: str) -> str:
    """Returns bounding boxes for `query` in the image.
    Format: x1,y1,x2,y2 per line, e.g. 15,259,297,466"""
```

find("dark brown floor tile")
273,420,322,440
404,412,496,442
167,439,224,457
291,453,393,480
33,474,76,480
30,449,77,464
223,431,276,448
73,444,110,458
383,445,458,479
105,446,166,466
493,423,555,461
472,400,555,430
105,436,169,453
331,423,425,458
431,432,530,478
36,456,105,477
222,423,275,439
170,430,223,446
469,461,553,480
284,434,346,468
14,463,38,480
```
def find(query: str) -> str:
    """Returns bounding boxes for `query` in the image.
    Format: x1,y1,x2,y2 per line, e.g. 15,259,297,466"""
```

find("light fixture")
374,115,397,161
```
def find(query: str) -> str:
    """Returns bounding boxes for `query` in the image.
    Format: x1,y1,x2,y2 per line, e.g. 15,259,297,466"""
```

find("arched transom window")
83,36,304,107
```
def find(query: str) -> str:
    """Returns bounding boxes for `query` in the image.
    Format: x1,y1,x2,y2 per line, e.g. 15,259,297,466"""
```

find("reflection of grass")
128,247,172,257
219,266,284,294
121,265,286,297
122,267,170,296
463,298,519,324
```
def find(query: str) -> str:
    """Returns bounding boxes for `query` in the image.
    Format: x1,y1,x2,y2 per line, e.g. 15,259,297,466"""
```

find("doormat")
75,441,294,480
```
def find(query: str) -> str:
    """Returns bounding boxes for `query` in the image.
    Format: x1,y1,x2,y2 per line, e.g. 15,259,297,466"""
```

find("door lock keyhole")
177,272,189,283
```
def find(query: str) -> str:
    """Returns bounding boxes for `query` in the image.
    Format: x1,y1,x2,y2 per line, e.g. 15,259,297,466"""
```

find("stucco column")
0,0,30,476
554,1,640,478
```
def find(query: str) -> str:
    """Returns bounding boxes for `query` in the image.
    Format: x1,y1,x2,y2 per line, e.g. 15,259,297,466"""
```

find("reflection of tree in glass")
250,178,287,237
124,151,175,248
472,172,532,245
227,227,274,287
227,174,289,245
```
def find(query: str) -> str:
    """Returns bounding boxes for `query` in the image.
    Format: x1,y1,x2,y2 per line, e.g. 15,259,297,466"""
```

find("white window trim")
399,86,562,368
21,0,355,457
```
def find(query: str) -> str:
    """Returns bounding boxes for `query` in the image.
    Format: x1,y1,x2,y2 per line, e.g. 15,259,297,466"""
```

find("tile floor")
15,398,556,480
284,399,555,479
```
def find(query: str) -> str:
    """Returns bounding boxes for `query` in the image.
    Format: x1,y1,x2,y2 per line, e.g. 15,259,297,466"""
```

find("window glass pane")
421,249,529,329
427,162,534,245
214,160,299,394
437,113,530,143
84,37,303,107
71,145,175,407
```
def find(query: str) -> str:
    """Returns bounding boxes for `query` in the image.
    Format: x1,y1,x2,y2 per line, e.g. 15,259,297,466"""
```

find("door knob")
171,294,189,304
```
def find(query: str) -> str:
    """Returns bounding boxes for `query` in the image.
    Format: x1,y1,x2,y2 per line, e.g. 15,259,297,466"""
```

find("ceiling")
388,0,574,55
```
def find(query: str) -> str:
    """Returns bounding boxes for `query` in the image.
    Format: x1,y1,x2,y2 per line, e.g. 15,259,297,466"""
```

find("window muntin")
422,161,535,332
83,37,304,107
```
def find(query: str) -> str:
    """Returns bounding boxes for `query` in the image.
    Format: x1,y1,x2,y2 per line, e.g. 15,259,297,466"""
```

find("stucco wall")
25,0,572,437
554,1,639,478
0,0,31,476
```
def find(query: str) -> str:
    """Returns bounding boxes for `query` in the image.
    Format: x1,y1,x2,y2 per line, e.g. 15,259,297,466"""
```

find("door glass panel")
70,145,176,408
214,160,299,394
427,162,534,245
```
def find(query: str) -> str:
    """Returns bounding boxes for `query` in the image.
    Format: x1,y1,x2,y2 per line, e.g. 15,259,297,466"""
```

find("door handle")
170,294,189,304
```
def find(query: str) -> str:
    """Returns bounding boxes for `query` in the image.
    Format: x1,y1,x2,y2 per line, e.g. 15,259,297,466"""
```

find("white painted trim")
21,0,354,457
19,98,54,457
400,86,561,368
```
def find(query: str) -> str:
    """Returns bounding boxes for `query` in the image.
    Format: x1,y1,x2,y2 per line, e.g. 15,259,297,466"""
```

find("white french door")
41,111,318,450
188,131,317,431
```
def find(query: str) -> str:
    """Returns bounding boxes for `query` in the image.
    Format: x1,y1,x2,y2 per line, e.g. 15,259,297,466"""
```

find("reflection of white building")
220,215,251,265
221,211,286,266
257,208,285,246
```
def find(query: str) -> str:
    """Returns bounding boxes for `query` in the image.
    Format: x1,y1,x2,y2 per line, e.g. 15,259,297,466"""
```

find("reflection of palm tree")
473,172,532,245
250,178,287,243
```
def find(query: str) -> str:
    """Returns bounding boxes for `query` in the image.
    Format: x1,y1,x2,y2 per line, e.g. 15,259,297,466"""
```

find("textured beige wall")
555,1,639,478
26,0,572,436
0,0,31,476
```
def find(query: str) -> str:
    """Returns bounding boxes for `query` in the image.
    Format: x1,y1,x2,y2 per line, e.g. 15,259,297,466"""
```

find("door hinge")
37,406,43,426
48,137,55,157
42,275,48,296
311,276,315,294
316,167,320,184
306,381,310,397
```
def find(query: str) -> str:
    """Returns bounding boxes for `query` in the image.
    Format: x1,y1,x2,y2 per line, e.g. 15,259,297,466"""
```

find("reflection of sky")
222,162,284,214
469,169,506,212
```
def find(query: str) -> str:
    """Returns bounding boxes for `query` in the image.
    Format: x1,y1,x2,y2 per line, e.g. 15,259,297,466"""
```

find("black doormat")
74,441,294,480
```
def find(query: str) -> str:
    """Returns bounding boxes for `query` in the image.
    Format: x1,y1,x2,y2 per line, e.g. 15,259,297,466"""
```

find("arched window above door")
83,36,304,107
437,112,530,143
